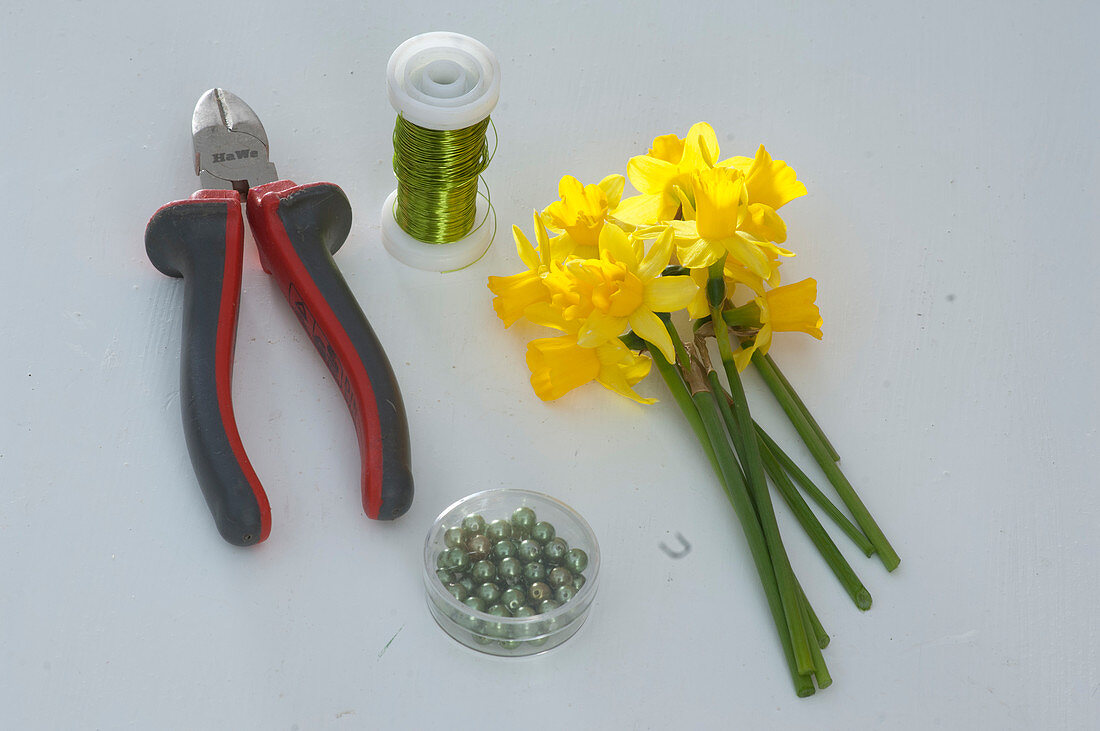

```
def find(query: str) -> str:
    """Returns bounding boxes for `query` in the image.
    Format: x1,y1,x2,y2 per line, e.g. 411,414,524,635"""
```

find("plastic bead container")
423,489,600,656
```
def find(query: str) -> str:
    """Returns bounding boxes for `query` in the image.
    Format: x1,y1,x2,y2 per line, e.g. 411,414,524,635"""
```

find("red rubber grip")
246,181,413,521
146,189,272,545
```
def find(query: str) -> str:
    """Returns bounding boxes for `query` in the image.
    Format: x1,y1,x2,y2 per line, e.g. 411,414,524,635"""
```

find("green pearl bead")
471,560,497,584
435,551,450,571
486,519,513,542
499,639,521,650
512,605,536,618
511,506,537,532
466,534,492,561
492,539,517,560
463,596,487,613
443,526,466,548
487,604,512,618
523,562,547,583
449,548,471,572
476,582,501,604
498,557,523,584
543,537,569,565
435,568,453,584
572,573,586,592
511,525,531,541
565,547,589,574
531,520,556,544
462,514,486,535
528,581,552,603
456,576,476,594
538,599,561,613
446,583,468,602
548,566,573,589
554,584,576,603
500,587,526,612
517,539,543,562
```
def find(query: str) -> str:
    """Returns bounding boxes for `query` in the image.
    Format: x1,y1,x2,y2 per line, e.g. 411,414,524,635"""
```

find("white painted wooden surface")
2,1,1097,728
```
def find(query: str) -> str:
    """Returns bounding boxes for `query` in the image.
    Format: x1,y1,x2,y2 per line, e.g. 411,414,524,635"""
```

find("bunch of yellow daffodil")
488,123,898,697
489,123,823,402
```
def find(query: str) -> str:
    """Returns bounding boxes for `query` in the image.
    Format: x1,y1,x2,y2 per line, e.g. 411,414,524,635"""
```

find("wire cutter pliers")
146,89,414,546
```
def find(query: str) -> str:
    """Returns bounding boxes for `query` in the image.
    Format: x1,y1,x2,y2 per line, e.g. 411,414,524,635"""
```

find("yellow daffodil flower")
718,145,808,243
542,225,697,363
733,277,823,371
525,307,655,404
541,174,625,259
614,122,719,226
487,211,560,327
663,166,793,283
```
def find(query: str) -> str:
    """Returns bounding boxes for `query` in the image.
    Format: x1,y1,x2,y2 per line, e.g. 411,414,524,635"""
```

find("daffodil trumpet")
488,122,899,695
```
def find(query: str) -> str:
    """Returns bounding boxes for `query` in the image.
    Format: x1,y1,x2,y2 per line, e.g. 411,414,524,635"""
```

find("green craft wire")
391,115,492,244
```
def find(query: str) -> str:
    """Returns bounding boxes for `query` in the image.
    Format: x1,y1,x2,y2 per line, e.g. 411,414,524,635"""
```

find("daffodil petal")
648,133,686,164
629,308,676,364
594,341,656,404
676,237,724,269
513,225,540,271
663,219,700,242
598,174,625,210
612,193,665,227
741,202,788,243
724,263,766,296
523,302,575,333
746,145,807,210
557,175,585,203
682,122,719,169
627,154,678,196
717,155,754,173
643,275,698,312
577,311,627,347
597,362,656,404
599,224,638,269
672,184,696,220
637,226,675,280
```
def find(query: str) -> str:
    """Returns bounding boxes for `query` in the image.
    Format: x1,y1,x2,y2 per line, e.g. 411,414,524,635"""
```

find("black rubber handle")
247,181,414,520
145,191,271,545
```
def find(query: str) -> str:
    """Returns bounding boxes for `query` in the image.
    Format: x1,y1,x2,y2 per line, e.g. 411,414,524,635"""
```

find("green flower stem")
709,295,814,676
764,353,840,462
645,343,718,474
755,423,874,557
796,578,829,649
752,351,901,571
691,387,814,697
799,594,832,689
707,371,748,479
717,379,872,595
758,435,873,611
647,344,812,697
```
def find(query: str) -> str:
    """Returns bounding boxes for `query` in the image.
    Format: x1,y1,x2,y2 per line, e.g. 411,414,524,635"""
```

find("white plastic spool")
381,32,501,272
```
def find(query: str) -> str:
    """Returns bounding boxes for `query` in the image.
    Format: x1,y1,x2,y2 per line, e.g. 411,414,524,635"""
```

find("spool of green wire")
391,115,492,245
381,32,501,272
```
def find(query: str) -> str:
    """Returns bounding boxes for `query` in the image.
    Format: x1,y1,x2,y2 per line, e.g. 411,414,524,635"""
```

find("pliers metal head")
192,88,279,195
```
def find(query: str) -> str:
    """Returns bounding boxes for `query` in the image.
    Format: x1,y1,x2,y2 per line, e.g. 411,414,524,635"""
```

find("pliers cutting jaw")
191,88,278,195
146,89,414,546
